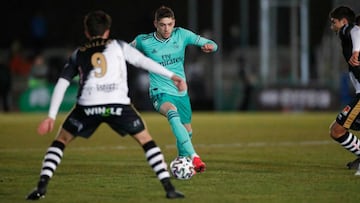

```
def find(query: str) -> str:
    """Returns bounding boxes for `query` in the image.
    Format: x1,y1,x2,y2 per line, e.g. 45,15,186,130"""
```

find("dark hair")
329,6,355,24
154,6,175,21
84,10,112,37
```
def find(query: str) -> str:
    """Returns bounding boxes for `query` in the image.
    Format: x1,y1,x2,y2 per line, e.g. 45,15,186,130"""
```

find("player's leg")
347,157,360,169
163,103,195,154
26,106,99,200
108,104,184,199
329,102,360,175
329,121,360,173
152,94,195,156
178,96,206,173
133,130,184,198
152,94,205,172
166,105,205,172
176,123,192,157
162,102,205,166
26,128,75,200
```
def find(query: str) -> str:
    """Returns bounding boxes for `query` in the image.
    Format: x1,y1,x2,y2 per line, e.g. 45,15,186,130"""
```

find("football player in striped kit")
26,10,185,200
328,6,360,175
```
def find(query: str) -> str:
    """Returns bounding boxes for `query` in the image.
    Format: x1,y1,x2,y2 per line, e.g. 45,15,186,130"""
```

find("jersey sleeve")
129,35,144,51
60,49,80,82
119,41,174,78
180,27,218,52
48,49,80,119
351,25,360,52
48,78,70,119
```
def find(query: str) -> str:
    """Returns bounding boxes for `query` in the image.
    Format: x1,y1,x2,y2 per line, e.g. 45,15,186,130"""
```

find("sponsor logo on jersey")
84,107,123,116
96,83,119,92
160,54,183,66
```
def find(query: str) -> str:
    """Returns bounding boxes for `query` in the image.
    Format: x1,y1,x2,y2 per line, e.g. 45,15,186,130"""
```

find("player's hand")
201,44,214,53
171,75,187,92
349,51,360,67
37,117,55,136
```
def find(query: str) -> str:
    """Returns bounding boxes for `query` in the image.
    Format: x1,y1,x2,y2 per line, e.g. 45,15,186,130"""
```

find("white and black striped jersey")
48,38,174,119
60,38,174,106
339,24,360,93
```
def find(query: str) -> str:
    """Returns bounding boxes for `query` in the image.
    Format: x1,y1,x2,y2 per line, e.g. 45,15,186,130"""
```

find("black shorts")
62,104,145,138
336,94,360,131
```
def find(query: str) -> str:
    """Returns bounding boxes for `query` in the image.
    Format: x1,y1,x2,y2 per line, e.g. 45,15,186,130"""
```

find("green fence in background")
19,85,77,112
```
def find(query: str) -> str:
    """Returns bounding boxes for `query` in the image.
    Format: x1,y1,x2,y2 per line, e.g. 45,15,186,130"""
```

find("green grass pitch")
1,112,360,203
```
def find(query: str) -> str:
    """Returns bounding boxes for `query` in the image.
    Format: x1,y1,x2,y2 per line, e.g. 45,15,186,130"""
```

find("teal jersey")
131,27,218,96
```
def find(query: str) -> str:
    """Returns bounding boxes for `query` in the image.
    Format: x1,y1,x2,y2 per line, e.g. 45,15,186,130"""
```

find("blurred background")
0,0,359,113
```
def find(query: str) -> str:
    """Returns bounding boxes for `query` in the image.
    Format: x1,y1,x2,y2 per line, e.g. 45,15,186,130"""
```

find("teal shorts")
150,93,192,124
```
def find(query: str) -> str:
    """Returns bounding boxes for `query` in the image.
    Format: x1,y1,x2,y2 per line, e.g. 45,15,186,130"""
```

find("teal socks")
167,110,195,157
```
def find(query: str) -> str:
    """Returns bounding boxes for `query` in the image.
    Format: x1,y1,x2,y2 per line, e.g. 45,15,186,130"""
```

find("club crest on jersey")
84,107,123,116
341,105,351,116
173,42,179,49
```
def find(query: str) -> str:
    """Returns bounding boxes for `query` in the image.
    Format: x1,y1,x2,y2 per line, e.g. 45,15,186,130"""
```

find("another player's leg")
330,120,360,175
26,129,74,200
134,130,184,199
347,157,360,169
26,140,66,200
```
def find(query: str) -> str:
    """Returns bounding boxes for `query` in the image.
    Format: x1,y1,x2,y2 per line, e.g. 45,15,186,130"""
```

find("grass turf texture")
1,112,359,203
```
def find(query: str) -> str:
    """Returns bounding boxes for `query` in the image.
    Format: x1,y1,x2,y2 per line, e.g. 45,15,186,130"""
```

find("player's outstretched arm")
37,78,70,136
171,75,187,92
37,118,55,135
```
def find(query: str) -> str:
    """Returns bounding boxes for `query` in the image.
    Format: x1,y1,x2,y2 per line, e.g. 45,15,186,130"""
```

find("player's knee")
329,122,346,139
161,102,177,113
133,129,153,145
55,128,74,145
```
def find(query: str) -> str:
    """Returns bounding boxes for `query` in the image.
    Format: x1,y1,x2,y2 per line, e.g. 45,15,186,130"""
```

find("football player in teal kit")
131,6,218,173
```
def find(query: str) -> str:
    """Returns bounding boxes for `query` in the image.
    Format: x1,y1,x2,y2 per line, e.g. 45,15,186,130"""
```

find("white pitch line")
0,140,334,153
166,140,333,148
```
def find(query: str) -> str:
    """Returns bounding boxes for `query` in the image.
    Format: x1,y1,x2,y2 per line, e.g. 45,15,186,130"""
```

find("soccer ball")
169,157,196,180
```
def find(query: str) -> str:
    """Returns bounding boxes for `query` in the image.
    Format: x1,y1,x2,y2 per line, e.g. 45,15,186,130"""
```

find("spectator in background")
9,40,32,77
28,53,48,88
225,24,241,52
9,40,32,110
0,53,11,112
237,56,255,111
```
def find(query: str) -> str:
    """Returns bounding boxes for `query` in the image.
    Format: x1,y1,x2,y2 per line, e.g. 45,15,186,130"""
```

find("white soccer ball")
169,157,196,180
